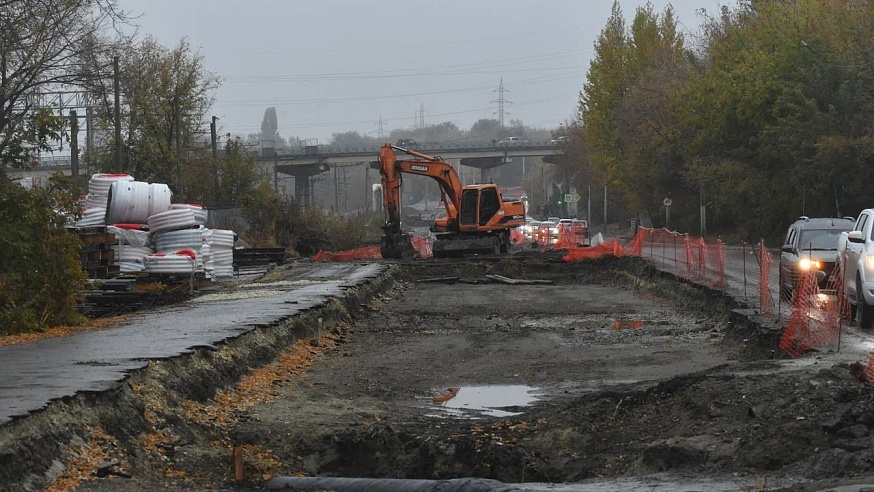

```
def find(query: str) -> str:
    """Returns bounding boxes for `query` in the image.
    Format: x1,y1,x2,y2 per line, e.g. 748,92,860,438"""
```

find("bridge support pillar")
276,162,330,209
459,156,506,184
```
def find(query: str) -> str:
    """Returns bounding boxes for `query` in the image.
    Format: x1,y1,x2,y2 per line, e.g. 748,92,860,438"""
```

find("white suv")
837,211,874,326
497,136,527,146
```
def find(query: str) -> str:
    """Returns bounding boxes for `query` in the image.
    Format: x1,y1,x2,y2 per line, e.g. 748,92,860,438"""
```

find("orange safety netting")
410,236,433,259
310,245,381,262
779,271,838,357
759,240,773,317
554,227,588,250
562,228,644,262
310,235,433,262
687,236,726,288
781,255,853,357
650,232,725,288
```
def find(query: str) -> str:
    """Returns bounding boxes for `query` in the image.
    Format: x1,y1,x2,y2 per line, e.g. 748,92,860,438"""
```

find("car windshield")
798,229,844,250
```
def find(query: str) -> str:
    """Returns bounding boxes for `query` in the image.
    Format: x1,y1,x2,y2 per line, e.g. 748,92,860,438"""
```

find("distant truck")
837,210,874,327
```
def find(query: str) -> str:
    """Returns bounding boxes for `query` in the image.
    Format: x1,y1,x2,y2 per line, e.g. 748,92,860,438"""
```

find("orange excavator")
378,143,526,259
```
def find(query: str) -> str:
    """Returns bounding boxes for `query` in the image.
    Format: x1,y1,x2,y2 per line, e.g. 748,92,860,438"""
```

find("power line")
203,24,602,55
215,72,582,107
221,91,580,133
219,51,586,82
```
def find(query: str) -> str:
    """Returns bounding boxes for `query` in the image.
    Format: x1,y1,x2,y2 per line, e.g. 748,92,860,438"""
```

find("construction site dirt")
13,255,874,492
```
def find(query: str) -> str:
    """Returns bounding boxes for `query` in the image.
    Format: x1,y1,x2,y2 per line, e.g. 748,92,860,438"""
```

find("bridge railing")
265,140,558,158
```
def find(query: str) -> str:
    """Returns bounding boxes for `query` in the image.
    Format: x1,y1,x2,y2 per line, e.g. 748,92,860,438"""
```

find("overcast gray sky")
122,0,728,144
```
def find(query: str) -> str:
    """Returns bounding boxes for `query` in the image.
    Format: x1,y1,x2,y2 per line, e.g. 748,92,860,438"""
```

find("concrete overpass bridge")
259,140,561,206
13,141,562,209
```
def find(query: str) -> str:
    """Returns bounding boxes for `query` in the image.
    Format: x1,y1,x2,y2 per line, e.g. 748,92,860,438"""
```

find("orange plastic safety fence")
823,255,851,327
712,240,726,289
759,240,773,317
779,271,830,357
310,245,382,262
410,236,433,259
863,352,874,383
562,228,646,262
697,237,707,282
562,238,624,261
672,233,725,288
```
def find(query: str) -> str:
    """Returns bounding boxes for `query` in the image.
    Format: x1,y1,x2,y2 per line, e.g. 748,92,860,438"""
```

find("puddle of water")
429,385,540,418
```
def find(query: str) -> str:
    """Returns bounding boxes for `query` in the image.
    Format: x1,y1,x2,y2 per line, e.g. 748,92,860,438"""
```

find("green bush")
0,175,87,334
239,185,379,256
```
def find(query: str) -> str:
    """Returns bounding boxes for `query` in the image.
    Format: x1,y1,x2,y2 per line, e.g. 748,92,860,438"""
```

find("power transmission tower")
417,103,425,129
374,115,386,139
491,78,511,127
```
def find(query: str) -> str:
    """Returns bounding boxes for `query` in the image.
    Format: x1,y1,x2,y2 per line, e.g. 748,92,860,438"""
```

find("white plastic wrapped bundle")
205,229,235,279
147,208,197,233
170,203,208,226
107,226,151,248
208,229,235,248
105,180,151,224
84,193,108,209
211,249,234,278
89,173,134,196
143,252,196,274
111,245,153,272
77,207,106,228
153,227,205,253
148,183,173,217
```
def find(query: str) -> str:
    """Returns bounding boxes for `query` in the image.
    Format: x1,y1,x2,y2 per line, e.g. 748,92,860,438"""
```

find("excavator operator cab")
459,186,501,228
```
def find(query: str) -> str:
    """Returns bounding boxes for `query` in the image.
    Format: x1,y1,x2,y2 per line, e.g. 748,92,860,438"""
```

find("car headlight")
866,254,874,270
799,258,822,271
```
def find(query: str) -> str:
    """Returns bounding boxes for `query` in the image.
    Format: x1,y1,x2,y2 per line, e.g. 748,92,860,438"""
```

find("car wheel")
779,282,793,302
858,277,874,329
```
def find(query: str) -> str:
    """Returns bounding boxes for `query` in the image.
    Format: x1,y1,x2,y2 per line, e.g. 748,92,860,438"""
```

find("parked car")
395,138,418,149
537,220,559,245
570,219,589,246
524,220,541,241
780,216,855,301
837,211,874,327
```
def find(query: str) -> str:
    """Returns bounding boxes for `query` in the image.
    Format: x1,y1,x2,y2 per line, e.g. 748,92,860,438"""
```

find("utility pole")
175,101,183,201
364,161,370,213
210,116,218,201
587,185,591,224
333,165,340,213
85,107,94,176
113,56,122,173
603,183,608,228
69,110,79,197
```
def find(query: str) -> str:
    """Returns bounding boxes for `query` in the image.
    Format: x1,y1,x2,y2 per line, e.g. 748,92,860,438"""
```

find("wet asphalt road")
0,262,386,426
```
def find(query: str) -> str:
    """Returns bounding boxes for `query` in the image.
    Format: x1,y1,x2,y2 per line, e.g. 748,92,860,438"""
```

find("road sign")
663,197,673,207
564,194,573,202
573,193,581,202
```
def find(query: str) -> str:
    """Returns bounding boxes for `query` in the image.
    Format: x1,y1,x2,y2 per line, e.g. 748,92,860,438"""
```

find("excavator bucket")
380,231,419,260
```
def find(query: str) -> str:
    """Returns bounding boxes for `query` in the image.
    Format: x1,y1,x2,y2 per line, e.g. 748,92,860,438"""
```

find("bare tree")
0,0,127,167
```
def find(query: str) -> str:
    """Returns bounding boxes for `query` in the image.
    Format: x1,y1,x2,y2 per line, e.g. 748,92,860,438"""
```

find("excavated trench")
7,255,866,492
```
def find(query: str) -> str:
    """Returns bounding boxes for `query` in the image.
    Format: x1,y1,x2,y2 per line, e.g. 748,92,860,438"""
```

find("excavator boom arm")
379,144,462,228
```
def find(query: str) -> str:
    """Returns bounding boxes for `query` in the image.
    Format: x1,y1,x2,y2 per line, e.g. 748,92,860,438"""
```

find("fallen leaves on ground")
45,427,123,492
0,315,130,347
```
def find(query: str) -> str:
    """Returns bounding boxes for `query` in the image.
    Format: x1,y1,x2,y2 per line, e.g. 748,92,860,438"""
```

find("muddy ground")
13,256,874,491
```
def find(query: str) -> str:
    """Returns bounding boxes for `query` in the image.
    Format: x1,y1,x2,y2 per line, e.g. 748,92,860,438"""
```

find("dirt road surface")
7,255,874,491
